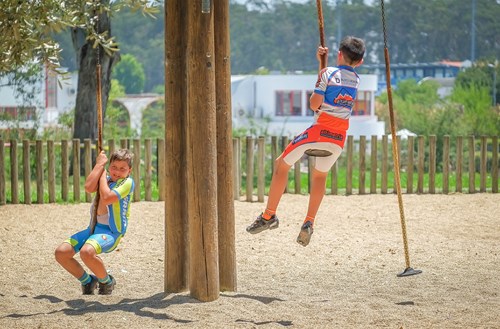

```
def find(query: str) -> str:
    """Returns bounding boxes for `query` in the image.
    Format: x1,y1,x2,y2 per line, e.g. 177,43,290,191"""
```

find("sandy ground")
0,193,499,329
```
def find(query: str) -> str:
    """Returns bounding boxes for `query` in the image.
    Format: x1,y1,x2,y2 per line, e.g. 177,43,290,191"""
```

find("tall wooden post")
187,0,220,301
165,0,188,293
214,0,236,292
165,0,236,302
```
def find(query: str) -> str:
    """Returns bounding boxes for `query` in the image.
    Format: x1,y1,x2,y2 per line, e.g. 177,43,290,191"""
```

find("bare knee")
273,156,291,175
79,244,97,263
54,243,75,263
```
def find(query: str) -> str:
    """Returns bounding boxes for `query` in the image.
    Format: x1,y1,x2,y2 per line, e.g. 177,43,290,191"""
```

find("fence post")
468,135,475,193
480,136,487,192
281,136,289,193
10,140,18,204
108,139,115,155
144,139,152,201
346,135,353,195
232,137,240,200
72,139,80,203
381,135,388,194
417,136,425,194
47,140,56,203
246,136,254,202
330,161,338,195
456,136,463,193
370,135,377,194
0,140,4,205
492,136,498,193
157,138,165,201
429,135,436,194
61,140,69,202
359,136,366,195
84,139,92,202
271,136,278,176
294,155,301,194
406,136,414,194
23,140,31,205
36,140,44,204
133,139,141,202
257,136,265,202
442,136,450,194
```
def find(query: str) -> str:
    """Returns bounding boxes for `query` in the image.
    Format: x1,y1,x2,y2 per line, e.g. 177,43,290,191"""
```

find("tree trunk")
72,6,117,144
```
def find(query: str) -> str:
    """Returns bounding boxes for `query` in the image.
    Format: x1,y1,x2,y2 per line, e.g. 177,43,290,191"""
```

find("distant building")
231,74,385,139
361,60,471,95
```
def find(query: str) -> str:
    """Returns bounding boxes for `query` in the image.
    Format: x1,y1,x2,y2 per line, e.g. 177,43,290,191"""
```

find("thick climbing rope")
90,4,104,235
380,0,421,277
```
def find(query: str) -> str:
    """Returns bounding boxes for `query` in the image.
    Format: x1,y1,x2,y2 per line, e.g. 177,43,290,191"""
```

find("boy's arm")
84,151,108,193
98,171,120,206
309,46,329,111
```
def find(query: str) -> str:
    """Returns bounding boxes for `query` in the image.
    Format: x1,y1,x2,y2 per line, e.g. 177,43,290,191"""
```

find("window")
352,91,371,116
275,90,302,116
305,91,317,116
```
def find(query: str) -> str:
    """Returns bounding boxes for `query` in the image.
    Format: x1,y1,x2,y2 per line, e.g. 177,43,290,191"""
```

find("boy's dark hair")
339,36,365,65
110,149,133,167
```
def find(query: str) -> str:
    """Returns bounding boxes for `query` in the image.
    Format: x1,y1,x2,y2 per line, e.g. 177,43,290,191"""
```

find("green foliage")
141,100,165,139
449,84,499,136
104,79,135,140
112,54,146,94
0,0,160,73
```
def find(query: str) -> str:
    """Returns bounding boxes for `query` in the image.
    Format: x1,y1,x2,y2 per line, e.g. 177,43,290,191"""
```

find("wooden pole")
187,0,219,301
215,0,237,292
165,0,188,293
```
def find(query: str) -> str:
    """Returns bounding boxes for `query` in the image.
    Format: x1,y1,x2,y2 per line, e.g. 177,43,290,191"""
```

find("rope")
316,0,326,69
90,4,104,234
380,0,411,269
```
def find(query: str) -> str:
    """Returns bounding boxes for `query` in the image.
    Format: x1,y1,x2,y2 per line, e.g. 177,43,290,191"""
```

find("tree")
0,0,159,141
113,54,146,94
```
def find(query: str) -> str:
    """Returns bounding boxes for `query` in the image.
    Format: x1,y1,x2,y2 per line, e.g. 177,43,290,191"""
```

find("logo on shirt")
334,93,354,108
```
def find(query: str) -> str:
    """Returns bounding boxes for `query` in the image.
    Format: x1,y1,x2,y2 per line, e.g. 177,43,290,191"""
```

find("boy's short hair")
110,149,133,167
339,36,365,65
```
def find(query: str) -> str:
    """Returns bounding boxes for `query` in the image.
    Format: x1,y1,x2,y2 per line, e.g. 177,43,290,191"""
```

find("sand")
0,193,499,328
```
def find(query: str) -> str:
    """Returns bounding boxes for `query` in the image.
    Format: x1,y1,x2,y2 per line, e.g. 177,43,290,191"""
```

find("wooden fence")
0,135,498,205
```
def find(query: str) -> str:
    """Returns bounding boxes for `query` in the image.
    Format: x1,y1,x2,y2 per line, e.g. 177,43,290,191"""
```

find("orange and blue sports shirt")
313,65,360,121
94,176,135,235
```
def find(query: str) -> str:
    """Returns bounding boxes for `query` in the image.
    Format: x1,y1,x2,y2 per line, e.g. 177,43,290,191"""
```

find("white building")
231,74,385,139
2,70,384,139
0,67,77,130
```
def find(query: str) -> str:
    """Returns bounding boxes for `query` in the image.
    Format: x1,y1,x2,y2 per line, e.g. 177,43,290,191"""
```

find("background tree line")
51,0,499,94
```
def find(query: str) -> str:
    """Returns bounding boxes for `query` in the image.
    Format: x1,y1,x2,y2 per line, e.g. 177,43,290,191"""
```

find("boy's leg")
79,244,108,278
54,242,86,279
266,156,292,212
296,168,328,247
246,156,291,234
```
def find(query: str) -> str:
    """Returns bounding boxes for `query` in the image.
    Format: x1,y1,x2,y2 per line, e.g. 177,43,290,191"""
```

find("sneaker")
246,213,279,234
82,275,98,295
296,221,314,247
98,275,116,295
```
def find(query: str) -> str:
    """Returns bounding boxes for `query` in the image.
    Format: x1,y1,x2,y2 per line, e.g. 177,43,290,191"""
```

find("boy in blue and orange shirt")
247,36,365,247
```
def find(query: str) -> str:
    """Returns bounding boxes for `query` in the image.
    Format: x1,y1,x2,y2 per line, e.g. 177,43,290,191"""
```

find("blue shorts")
65,223,122,254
